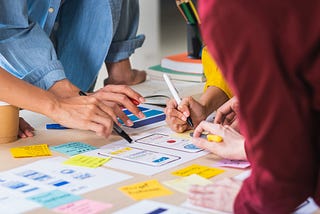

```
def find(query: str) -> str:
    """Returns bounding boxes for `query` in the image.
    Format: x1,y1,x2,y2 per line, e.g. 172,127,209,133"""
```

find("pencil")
185,0,201,24
180,1,196,24
175,0,188,22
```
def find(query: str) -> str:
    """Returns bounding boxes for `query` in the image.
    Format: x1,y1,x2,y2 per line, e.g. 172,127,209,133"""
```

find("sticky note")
119,180,173,200
207,134,223,142
63,155,111,168
214,159,251,169
110,147,132,155
170,130,193,139
163,174,212,194
172,164,225,179
50,142,97,156
28,190,81,209
53,199,112,214
10,144,51,158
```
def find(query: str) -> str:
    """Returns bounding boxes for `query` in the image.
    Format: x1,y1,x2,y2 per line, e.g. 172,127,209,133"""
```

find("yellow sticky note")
110,147,132,155
10,144,52,158
119,179,173,200
163,174,212,194
172,164,225,179
63,155,111,168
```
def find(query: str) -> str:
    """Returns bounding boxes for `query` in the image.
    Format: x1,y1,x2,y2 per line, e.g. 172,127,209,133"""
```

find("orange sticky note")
172,164,225,179
10,144,52,158
119,180,173,200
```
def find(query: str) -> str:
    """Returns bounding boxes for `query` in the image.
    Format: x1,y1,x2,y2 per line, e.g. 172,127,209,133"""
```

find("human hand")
188,178,242,213
50,95,116,138
164,96,207,133
192,121,247,160
18,117,34,138
214,96,240,132
92,85,145,126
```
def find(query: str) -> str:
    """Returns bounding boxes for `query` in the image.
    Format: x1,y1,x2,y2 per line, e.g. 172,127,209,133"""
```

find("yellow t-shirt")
202,46,233,98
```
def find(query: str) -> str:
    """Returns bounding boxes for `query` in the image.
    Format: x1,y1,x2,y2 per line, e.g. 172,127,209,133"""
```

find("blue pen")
46,124,69,130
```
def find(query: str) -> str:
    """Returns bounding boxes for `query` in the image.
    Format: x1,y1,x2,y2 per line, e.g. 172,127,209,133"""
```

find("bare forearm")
0,68,59,116
48,79,80,98
199,86,229,117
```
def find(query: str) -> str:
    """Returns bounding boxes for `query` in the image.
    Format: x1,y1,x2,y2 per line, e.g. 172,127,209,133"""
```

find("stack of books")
147,53,206,82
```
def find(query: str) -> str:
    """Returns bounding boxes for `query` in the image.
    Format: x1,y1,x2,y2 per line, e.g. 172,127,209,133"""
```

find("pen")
78,90,133,143
46,123,69,130
163,74,194,127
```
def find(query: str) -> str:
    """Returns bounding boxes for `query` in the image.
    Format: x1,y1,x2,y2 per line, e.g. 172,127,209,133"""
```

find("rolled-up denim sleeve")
105,0,145,62
0,1,66,90
106,34,145,62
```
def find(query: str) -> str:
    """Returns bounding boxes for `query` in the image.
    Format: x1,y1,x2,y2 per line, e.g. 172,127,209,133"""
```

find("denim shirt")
0,0,145,91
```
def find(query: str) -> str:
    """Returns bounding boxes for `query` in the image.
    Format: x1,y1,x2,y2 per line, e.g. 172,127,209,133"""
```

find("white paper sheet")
294,198,319,214
181,200,229,214
0,187,41,214
3,157,131,195
114,200,205,214
83,127,208,176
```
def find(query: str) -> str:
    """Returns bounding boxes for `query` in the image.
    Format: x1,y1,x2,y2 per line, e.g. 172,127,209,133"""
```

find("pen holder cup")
187,23,202,59
0,101,19,144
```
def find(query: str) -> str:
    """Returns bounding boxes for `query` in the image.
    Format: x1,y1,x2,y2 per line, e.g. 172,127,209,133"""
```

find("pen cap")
0,101,19,144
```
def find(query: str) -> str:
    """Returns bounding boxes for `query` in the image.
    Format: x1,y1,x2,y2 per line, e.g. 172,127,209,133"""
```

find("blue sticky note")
50,142,97,156
27,190,81,209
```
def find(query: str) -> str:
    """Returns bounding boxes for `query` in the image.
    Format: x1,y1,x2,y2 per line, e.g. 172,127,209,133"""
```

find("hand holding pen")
163,74,196,132
79,91,134,143
89,85,145,127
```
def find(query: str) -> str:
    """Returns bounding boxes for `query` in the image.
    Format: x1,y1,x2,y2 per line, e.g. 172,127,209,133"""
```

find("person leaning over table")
165,46,233,133
0,0,147,132
0,0,146,89
0,66,140,139
195,0,320,213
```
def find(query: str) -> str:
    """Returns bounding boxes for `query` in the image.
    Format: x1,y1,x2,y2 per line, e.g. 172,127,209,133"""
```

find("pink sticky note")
53,199,112,214
214,159,251,169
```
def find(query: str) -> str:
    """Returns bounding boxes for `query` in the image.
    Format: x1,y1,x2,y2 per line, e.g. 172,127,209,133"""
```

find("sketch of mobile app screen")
135,133,204,153
98,146,181,167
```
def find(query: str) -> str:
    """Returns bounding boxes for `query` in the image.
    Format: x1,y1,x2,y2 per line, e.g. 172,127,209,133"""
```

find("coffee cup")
0,101,19,144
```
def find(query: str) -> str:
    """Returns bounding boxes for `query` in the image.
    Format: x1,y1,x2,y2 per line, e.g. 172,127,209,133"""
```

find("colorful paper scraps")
119,180,173,200
63,155,111,168
27,190,81,209
10,144,51,158
163,174,212,194
50,142,97,156
53,199,112,214
214,159,251,169
172,164,224,179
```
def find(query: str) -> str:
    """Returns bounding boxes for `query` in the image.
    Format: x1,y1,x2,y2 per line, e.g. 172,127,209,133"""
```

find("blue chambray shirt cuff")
105,34,145,62
23,60,66,90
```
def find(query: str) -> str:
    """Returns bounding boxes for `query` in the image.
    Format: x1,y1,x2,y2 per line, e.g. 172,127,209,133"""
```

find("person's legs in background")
104,0,146,86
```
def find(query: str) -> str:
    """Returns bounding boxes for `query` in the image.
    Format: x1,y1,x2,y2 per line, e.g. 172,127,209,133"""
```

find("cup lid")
0,101,10,106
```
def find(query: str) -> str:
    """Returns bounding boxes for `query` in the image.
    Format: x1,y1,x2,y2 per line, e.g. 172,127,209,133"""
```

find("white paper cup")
0,101,19,144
